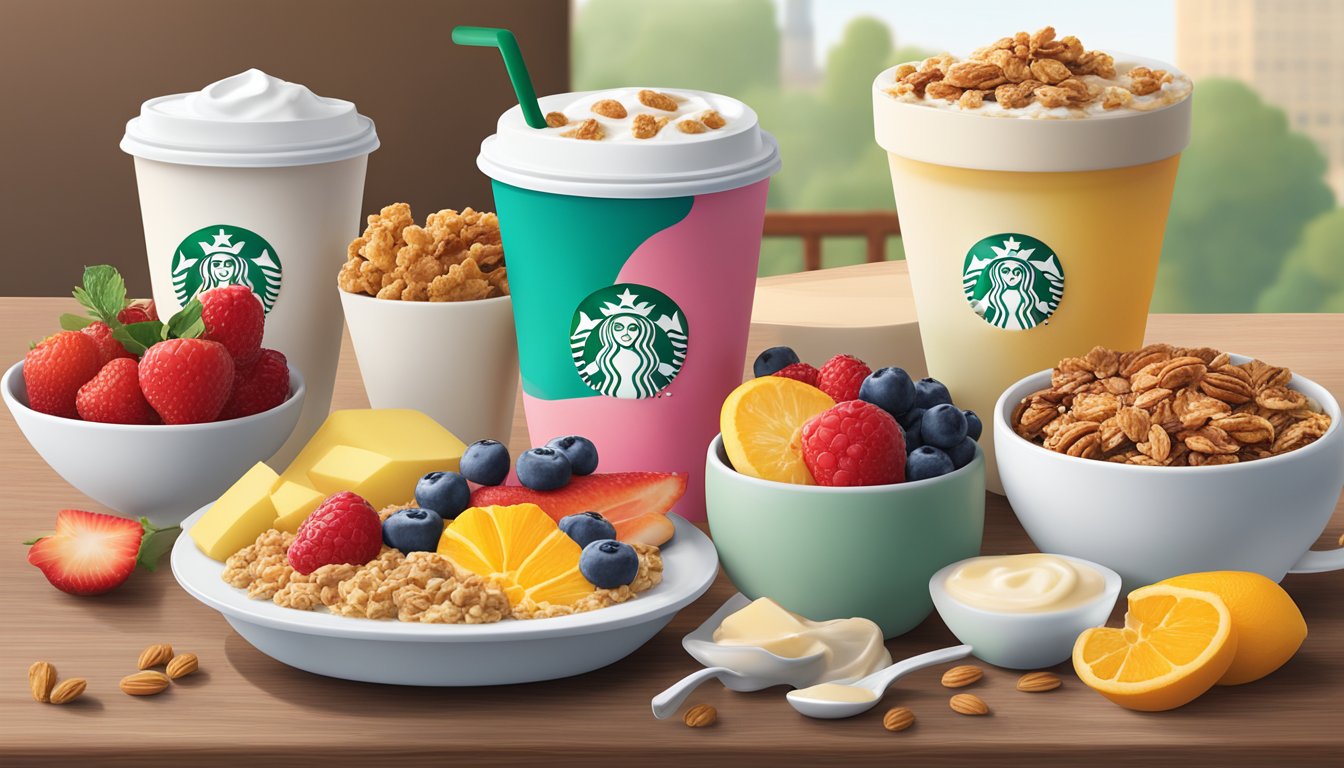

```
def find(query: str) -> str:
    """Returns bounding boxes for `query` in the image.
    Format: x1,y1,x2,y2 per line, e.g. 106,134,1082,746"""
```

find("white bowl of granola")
171,505,718,686
994,347,1344,591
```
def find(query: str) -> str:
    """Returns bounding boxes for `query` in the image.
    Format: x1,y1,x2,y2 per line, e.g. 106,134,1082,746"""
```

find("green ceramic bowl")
705,434,985,638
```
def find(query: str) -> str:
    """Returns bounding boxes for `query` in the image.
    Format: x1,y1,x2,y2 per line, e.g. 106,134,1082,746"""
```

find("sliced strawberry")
26,510,144,595
613,513,676,547
470,472,687,544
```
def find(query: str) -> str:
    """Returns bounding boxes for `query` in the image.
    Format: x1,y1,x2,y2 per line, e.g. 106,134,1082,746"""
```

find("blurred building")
1176,0,1344,201
780,0,819,88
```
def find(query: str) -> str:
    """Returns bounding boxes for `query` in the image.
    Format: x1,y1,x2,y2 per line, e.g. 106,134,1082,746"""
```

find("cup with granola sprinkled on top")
338,202,517,444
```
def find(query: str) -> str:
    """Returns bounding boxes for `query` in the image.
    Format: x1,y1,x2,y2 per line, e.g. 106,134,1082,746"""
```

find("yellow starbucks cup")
872,55,1192,492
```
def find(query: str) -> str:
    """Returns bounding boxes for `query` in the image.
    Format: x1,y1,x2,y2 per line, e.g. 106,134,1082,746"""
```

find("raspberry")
816,354,872,403
773,362,819,387
800,400,906,486
287,492,383,575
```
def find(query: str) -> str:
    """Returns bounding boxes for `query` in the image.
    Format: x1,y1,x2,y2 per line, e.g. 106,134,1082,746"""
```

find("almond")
28,661,56,703
683,703,717,727
49,678,86,705
137,643,173,670
120,670,170,696
940,665,983,688
166,653,199,680
882,707,915,732
949,693,989,716
1016,671,1062,692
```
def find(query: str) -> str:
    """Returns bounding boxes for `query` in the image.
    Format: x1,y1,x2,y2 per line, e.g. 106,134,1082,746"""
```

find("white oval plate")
172,505,719,685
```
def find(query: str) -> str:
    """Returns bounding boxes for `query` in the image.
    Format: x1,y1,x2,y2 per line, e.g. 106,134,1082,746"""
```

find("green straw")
452,26,547,129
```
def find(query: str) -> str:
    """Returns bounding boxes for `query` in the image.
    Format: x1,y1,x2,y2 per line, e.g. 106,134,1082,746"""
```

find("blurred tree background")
572,0,1341,312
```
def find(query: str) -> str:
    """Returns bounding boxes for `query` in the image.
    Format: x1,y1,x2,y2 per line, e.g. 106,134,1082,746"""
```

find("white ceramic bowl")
994,355,1344,591
340,290,519,444
171,506,719,686
3,360,305,526
929,554,1121,669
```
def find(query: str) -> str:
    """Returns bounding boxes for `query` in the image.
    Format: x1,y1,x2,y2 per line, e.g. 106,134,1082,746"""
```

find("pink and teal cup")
475,87,780,520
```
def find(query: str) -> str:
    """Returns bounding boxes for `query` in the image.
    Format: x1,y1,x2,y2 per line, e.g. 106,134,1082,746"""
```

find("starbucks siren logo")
571,283,688,399
963,233,1063,330
171,225,282,314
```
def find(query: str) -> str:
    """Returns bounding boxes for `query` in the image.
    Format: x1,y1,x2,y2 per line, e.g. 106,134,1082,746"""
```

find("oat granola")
883,27,1189,116
1012,345,1332,466
222,520,664,624
338,202,507,301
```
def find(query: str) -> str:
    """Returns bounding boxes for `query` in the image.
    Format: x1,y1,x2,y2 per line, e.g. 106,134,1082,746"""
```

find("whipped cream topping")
183,69,350,122
539,87,747,143
121,69,378,167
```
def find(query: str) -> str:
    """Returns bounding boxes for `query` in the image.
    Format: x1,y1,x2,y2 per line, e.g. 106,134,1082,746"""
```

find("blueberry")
946,436,977,469
516,447,572,491
898,406,926,431
920,403,968,449
545,435,599,476
461,439,510,486
579,539,639,589
559,511,617,548
381,507,445,553
903,418,923,452
906,446,955,482
914,378,953,410
963,410,983,442
753,346,800,377
414,471,471,519
859,367,916,419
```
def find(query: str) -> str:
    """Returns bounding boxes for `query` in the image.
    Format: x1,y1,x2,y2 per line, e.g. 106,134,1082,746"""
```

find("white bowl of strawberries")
2,267,305,526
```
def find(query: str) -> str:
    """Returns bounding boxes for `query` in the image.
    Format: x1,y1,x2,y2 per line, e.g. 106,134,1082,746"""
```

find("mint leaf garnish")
164,298,205,340
135,518,181,572
72,265,129,326
113,321,166,355
59,313,95,331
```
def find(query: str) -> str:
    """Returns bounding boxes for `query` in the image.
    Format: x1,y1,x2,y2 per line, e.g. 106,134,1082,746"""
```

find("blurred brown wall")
0,0,570,296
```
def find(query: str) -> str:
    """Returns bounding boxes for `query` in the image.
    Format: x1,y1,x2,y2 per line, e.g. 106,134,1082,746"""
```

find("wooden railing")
763,211,902,271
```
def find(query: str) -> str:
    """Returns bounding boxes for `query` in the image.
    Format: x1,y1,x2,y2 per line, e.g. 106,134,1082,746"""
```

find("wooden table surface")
4,267,1343,766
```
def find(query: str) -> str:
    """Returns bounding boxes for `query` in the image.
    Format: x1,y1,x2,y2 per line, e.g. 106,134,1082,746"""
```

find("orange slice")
720,376,835,484
436,504,594,607
1073,583,1237,711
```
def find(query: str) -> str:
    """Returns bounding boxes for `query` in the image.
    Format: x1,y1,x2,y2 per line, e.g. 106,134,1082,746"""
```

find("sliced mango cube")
190,462,279,561
271,480,326,533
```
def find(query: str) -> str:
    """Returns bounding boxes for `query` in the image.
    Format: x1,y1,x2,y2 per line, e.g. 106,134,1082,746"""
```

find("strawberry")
81,321,135,366
471,472,687,546
23,331,102,418
287,492,382,575
773,362,820,387
76,358,158,424
25,510,178,595
138,338,235,424
219,348,289,420
816,354,872,403
800,400,906,487
27,510,143,595
117,298,158,325
199,285,265,366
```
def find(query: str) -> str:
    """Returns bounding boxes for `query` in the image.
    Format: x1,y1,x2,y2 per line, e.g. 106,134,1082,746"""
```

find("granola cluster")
221,525,664,624
1012,345,1332,466
547,89,726,141
886,27,1184,113
338,202,507,301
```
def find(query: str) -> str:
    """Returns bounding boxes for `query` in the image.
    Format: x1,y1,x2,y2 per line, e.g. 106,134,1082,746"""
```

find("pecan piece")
1044,420,1099,454
925,81,964,101
1073,392,1121,422
1083,346,1120,378
591,99,627,119
1200,370,1255,404
1157,357,1208,390
1256,386,1307,411
1132,387,1173,412
1184,425,1240,455
1137,425,1172,463
1120,345,1172,377
1214,413,1275,444
1116,406,1151,442
1030,58,1072,85
944,61,1006,89
904,69,944,96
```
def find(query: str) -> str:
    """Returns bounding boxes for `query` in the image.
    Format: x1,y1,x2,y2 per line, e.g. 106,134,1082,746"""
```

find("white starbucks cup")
121,69,379,467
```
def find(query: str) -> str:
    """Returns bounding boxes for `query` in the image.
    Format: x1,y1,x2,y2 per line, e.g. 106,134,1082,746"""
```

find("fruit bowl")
994,356,1344,591
704,434,985,638
2,360,305,526
171,505,719,686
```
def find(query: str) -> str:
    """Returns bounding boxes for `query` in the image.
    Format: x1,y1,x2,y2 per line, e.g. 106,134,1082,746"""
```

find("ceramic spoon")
651,666,756,720
785,644,974,719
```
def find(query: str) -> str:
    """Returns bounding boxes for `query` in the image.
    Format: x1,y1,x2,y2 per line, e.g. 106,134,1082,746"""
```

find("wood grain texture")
2,283,1342,766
